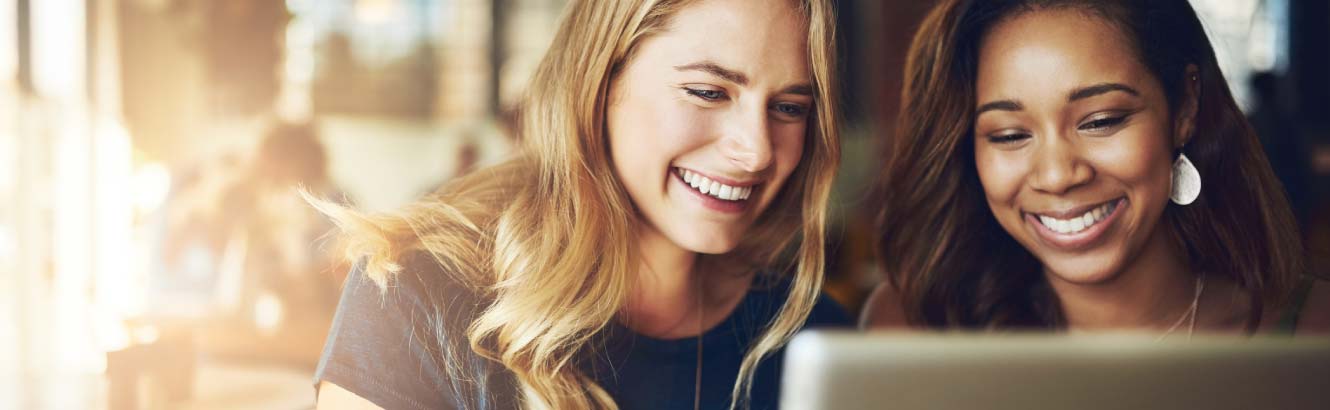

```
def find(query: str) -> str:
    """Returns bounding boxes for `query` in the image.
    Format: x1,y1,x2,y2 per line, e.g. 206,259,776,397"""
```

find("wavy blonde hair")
312,0,839,408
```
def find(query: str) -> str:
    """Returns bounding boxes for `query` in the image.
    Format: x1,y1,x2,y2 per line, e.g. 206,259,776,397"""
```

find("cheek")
974,145,1024,207
772,123,807,175
660,107,716,152
1086,129,1174,195
608,97,713,174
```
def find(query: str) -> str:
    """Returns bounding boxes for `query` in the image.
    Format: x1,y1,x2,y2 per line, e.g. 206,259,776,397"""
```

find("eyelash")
773,102,810,118
1079,115,1128,131
685,87,727,101
683,87,811,119
987,133,1030,144
985,113,1130,144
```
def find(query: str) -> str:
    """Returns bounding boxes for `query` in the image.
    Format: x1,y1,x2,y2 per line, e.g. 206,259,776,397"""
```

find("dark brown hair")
875,0,1305,330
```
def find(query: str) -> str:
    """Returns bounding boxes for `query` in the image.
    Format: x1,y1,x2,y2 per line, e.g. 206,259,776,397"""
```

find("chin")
1042,257,1123,285
672,231,741,255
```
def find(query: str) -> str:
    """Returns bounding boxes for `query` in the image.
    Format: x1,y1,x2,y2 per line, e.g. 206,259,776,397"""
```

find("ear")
1173,64,1201,149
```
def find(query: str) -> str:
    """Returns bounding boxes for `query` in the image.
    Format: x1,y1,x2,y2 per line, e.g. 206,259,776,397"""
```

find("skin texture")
608,0,810,256
864,8,1330,334
320,1,815,408
971,9,1201,329
317,382,378,410
609,0,812,339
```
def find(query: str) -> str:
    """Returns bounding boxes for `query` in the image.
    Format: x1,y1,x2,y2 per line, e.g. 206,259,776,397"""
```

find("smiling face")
606,0,812,254
972,8,1193,285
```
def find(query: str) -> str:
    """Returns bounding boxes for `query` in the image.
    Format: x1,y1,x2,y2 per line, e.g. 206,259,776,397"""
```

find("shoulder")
315,252,504,410
860,282,912,330
342,252,482,327
1294,279,1330,335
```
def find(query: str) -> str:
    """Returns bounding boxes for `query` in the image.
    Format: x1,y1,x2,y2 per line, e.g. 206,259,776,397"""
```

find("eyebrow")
675,62,749,86
975,100,1023,116
975,83,1140,116
674,61,814,97
781,84,814,96
1068,82,1139,101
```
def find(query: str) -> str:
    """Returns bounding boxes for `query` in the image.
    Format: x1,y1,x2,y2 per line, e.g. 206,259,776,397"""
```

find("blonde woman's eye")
772,102,809,118
685,87,727,101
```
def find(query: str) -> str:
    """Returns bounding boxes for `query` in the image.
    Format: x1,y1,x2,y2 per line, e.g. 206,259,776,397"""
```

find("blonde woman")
312,0,846,409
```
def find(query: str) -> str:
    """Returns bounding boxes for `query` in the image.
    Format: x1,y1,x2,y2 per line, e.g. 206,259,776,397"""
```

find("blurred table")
2,287,316,410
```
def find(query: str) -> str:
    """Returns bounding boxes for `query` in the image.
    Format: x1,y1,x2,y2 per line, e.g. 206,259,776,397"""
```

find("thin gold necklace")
1156,274,1206,341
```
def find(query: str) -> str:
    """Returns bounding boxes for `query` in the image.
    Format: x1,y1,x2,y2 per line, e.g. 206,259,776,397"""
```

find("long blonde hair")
313,0,839,408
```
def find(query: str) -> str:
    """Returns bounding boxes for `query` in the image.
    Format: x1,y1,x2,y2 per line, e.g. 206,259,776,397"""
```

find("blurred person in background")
310,0,849,408
232,121,346,319
864,0,1329,336
158,120,346,362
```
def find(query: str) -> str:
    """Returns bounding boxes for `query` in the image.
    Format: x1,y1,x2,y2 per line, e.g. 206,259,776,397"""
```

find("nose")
719,106,773,173
1029,134,1093,194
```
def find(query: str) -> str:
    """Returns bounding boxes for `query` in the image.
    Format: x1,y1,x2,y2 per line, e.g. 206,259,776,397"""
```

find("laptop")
781,331,1330,410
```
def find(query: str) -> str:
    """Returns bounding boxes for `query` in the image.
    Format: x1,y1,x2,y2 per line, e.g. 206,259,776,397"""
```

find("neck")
620,225,704,338
619,225,754,339
1050,226,1198,330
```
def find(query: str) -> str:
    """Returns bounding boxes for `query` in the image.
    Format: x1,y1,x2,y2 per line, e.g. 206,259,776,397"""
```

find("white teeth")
1036,200,1118,234
676,168,756,202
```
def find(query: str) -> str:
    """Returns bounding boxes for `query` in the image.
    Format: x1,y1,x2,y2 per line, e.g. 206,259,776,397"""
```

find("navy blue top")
313,255,851,410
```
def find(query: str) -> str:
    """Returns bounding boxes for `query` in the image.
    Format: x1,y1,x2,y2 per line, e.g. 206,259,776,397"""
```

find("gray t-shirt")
313,255,851,409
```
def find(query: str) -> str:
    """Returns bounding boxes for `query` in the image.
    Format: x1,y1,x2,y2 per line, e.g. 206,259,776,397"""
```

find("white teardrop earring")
1170,153,1202,205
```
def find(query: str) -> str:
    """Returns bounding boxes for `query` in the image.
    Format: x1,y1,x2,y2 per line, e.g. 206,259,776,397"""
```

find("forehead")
643,0,810,83
974,8,1154,105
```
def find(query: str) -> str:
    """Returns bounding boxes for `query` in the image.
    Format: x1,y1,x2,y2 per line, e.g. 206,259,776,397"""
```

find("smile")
676,167,755,202
1034,199,1120,234
1025,197,1127,251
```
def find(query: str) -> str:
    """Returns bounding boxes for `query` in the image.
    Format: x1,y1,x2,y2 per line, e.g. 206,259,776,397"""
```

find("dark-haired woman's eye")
987,132,1030,144
684,87,727,102
1079,115,1128,132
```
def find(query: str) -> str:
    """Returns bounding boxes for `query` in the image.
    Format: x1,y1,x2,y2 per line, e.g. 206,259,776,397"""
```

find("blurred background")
0,0,1325,409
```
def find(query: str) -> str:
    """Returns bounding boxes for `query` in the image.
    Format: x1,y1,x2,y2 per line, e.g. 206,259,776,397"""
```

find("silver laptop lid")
782,331,1330,410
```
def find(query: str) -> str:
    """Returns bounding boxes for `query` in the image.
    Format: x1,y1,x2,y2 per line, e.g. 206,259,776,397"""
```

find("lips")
1035,199,1119,234
1025,197,1127,251
675,167,757,202
671,167,763,214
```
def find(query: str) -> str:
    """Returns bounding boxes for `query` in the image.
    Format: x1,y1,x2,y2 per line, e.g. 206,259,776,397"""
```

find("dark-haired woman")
864,0,1328,336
